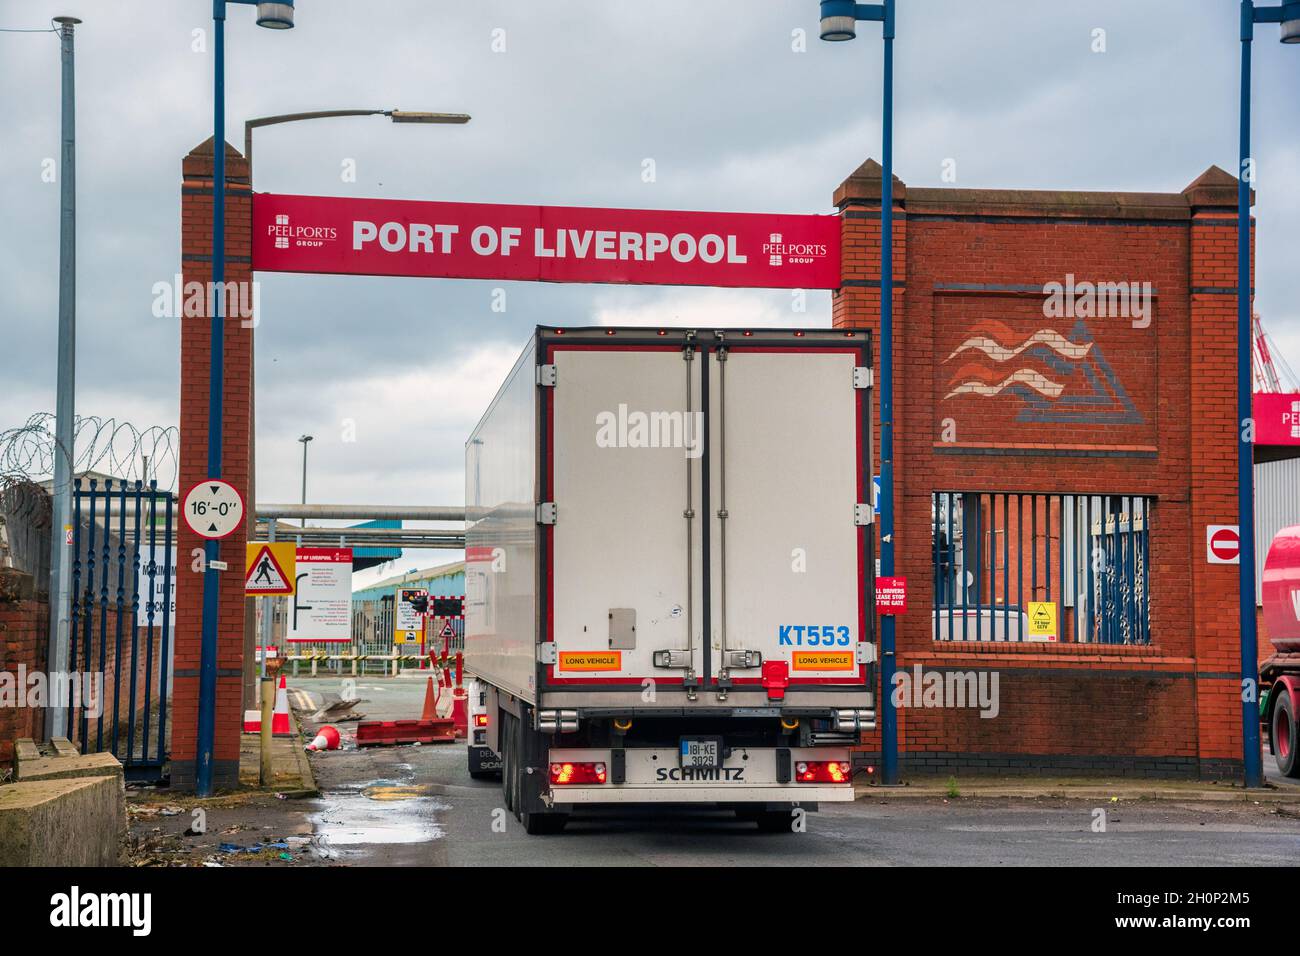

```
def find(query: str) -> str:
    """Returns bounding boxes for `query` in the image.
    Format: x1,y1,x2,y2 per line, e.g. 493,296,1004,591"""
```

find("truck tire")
501,713,515,813
514,711,569,835
1272,688,1300,778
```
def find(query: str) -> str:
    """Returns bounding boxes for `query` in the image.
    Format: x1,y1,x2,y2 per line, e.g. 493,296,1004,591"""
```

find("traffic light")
432,596,463,617
406,591,428,614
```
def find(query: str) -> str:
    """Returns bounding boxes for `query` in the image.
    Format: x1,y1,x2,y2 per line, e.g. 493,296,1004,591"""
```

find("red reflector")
794,760,852,784
473,714,488,727
549,761,608,785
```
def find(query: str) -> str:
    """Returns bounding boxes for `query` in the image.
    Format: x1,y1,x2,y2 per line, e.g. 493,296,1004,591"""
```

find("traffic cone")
420,676,440,721
451,686,469,739
306,725,341,752
271,675,291,736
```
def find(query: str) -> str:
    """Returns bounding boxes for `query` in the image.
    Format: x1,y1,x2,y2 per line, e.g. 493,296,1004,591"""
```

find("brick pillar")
1184,165,1252,777
172,139,253,790
832,158,907,759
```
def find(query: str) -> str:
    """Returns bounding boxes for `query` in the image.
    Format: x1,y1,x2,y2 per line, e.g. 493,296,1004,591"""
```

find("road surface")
286,675,1300,866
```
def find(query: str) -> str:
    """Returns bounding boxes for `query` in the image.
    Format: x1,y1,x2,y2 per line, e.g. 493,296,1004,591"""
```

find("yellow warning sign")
791,650,855,671
1027,601,1058,641
245,542,296,595
558,651,622,672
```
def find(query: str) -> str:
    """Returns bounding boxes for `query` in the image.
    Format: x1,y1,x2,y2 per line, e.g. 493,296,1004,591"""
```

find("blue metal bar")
157,490,174,766
1044,494,1052,603
1017,494,1024,642
196,4,228,797
111,480,127,754
133,482,148,762
79,480,97,751
1238,0,1264,788
947,494,954,642
1086,496,1094,643
1001,494,1009,638
96,482,110,750
1058,495,1064,639
932,493,940,641
877,0,899,784
69,480,82,741
974,494,983,643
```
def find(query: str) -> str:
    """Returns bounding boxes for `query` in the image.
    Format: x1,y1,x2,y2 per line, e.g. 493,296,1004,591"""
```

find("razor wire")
0,413,179,491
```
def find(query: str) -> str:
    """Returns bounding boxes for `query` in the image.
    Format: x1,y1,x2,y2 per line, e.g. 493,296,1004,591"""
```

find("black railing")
932,492,1152,645
69,477,174,780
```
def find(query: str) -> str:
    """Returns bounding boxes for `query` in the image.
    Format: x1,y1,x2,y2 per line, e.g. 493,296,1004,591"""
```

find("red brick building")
835,160,1251,777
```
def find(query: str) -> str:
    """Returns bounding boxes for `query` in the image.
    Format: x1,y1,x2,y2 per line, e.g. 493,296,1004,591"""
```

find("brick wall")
0,580,46,769
834,160,1253,778
172,140,254,791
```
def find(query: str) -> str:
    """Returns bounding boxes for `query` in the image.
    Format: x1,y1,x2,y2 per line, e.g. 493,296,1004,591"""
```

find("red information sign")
252,193,840,290
876,576,907,613
1254,392,1300,446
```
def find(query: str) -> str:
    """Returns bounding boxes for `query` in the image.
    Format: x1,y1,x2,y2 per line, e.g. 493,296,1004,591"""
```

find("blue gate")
68,477,175,782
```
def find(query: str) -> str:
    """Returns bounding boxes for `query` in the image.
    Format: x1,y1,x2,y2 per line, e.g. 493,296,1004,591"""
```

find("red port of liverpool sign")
252,193,841,290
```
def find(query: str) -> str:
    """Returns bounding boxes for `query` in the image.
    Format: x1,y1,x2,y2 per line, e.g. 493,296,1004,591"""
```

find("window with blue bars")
931,492,1153,645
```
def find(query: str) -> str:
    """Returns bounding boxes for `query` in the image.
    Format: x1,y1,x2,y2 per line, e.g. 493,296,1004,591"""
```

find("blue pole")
1238,0,1263,789
878,0,898,786
196,1,227,797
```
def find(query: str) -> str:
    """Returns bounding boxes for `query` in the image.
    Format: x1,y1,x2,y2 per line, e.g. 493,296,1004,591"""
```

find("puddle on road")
309,782,448,856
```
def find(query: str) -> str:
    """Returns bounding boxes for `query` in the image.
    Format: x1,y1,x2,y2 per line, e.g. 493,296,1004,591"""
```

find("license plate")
679,737,722,769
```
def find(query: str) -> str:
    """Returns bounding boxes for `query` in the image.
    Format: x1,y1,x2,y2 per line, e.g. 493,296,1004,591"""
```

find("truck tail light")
549,761,608,785
474,714,488,727
795,760,851,784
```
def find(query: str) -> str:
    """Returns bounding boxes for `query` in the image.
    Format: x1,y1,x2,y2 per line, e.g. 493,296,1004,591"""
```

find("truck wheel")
501,715,515,813
1273,689,1300,778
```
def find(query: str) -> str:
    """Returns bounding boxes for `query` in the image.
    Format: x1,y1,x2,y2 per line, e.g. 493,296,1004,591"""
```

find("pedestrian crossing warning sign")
245,542,296,595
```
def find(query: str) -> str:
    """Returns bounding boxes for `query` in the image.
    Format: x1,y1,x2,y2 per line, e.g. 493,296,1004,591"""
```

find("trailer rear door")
706,342,871,690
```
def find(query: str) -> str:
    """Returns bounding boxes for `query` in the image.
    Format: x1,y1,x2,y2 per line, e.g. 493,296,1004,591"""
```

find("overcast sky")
3,1,1298,586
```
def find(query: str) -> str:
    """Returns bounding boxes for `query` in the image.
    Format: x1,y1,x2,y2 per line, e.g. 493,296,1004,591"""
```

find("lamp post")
1235,0,1299,790
819,0,899,786
196,0,293,797
239,106,468,717
298,434,313,528
46,15,81,741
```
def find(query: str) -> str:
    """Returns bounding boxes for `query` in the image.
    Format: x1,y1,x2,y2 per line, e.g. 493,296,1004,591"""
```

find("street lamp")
298,434,313,529
196,0,293,798
819,0,899,786
1235,0,1298,790
243,109,470,172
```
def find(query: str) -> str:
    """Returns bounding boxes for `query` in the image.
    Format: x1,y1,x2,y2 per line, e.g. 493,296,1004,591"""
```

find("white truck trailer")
464,326,876,833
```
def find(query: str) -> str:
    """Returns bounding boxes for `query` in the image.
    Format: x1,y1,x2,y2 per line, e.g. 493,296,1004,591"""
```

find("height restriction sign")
183,479,244,539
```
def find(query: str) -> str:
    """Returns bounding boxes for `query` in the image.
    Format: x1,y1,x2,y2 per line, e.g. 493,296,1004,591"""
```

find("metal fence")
69,477,174,780
932,492,1153,645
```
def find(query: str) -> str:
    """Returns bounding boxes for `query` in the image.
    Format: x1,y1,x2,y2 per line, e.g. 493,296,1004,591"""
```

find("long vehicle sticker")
558,651,622,672
791,650,855,671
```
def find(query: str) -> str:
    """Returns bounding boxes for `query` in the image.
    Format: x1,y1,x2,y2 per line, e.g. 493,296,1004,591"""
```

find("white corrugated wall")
1255,458,1300,604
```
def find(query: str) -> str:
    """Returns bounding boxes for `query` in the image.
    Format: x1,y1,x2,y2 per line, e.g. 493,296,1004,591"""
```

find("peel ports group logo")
762,232,829,268
267,213,338,250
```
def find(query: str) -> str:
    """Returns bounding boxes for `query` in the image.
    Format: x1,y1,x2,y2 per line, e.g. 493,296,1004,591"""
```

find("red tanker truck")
1261,526,1300,777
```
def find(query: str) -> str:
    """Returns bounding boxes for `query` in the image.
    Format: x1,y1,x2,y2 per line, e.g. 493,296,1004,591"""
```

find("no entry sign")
1207,524,1241,564
252,193,840,290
